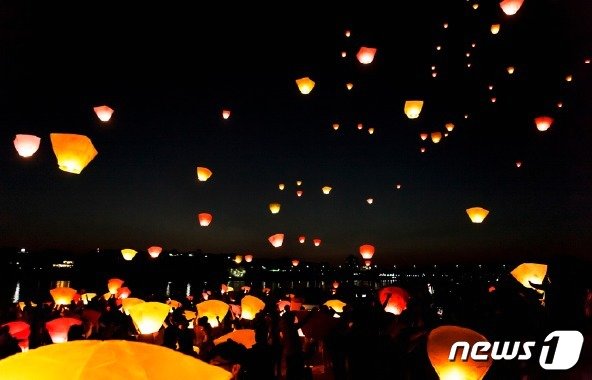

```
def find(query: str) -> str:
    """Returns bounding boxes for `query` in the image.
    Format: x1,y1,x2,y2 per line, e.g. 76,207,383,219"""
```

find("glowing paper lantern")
128,302,170,335
147,246,162,258
81,293,96,305
511,263,548,292
269,233,284,248
500,0,524,15
13,134,41,158
222,110,231,120
279,183,285,190
296,180,302,186
368,128,375,135
2,321,30,351
50,287,77,306
332,281,340,289
359,244,375,260
516,161,522,168
116,287,131,299
322,186,332,194
296,190,303,197
507,66,515,74
296,77,315,95
378,286,409,315
241,295,265,320
364,260,372,267
346,83,354,90
122,298,145,315
472,3,479,9
332,123,340,130
366,198,373,204
269,203,281,214
420,147,426,153
565,74,573,82
324,299,346,313
341,51,346,58
534,116,554,132
356,47,377,64
198,213,213,226
299,236,306,244
93,105,114,122
357,123,363,130
313,239,321,247
443,23,449,29
396,184,402,189
214,329,256,349
404,100,424,119
108,278,124,295
466,207,490,223
244,254,253,263
345,30,351,37
445,123,455,132
292,259,300,267
196,167,213,182
428,325,492,380
431,132,442,143
102,292,113,301
45,318,82,343
121,248,137,261
234,255,243,264
420,133,428,141
491,24,500,34
197,300,229,327
50,133,98,174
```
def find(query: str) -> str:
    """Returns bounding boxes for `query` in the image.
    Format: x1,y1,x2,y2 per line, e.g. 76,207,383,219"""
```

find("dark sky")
0,1,591,264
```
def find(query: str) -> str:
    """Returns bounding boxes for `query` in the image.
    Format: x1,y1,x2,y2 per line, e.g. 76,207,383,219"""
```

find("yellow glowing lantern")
445,123,455,132
500,0,524,15
198,213,213,226
50,287,77,306
491,24,500,34
356,47,377,64
296,77,315,95
128,302,170,335
222,109,231,120
121,248,137,261
296,190,303,197
420,133,428,140
466,207,489,223
241,295,265,320
50,133,98,174
366,198,373,204
102,292,113,301
244,254,253,263
234,255,243,264
278,183,285,190
511,263,548,293
404,100,424,119
299,236,305,244
332,123,340,130
197,300,229,327
359,244,375,260
93,105,114,122
121,298,145,315
214,329,256,349
196,167,213,182
346,82,354,90
534,116,554,132
45,318,82,343
13,134,41,158
269,203,281,214
147,246,162,258
296,180,302,186
431,132,442,143
313,238,321,247
108,278,124,295
428,325,493,380
322,186,332,195
324,299,346,313
565,74,573,82
81,293,96,305
507,66,515,74
368,127,375,134
269,233,284,248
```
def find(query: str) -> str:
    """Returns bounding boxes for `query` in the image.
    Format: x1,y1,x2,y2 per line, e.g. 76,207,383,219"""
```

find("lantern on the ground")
45,318,82,343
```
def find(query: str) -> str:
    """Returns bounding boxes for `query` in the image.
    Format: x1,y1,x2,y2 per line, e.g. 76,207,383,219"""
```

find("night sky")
0,1,591,264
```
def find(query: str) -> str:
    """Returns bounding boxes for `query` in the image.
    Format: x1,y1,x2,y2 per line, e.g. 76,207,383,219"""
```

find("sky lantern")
378,286,409,315
296,180,302,186
396,184,402,189
341,51,346,58
534,116,554,131
466,207,490,223
128,302,170,335
278,183,285,190
121,248,137,261
364,260,372,267
332,281,340,289
299,236,305,244
500,0,524,15
269,233,284,248
324,299,347,313
366,198,373,204
357,123,363,130
234,255,243,264
368,127,375,135
296,190,303,197
428,325,492,380
432,72,438,78
445,123,455,132
356,47,377,64
122,298,145,315
345,30,351,37
565,74,573,82
244,254,253,263
198,213,213,226
516,161,522,168
2,321,30,351
322,186,332,194
507,66,515,74
214,329,256,350
511,263,548,293
147,246,162,258
420,147,426,153
108,278,124,295
404,100,424,119
346,82,354,90
81,293,96,305
222,109,231,120
196,167,213,182
291,259,300,267
13,134,41,158
420,133,428,140
50,287,77,306
359,244,375,260
45,318,82,343
491,97,497,103
295,77,315,94
197,300,229,328
117,287,131,299
313,238,321,247
332,123,340,130
436,45,441,51
93,105,114,122
269,203,281,214
443,22,449,29
431,132,442,143
50,133,98,174
472,3,479,10
241,295,265,320
491,24,501,34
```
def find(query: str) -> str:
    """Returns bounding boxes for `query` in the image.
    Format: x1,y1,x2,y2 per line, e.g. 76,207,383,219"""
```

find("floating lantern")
500,0,524,15
396,184,402,189
50,133,98,174
366,198,373,204
516,161,522,168
557,102,563,108
346,82,354,90
197,300,229,328
467,63,472,68
117,287,131,299
534,116,554,132
292,259,300,267
511,263,548,293
269,233,284,248
214,329,256,349
296,190,303,197
445,123,455,132
420,133,428,140
121,249,137,261
356,47,377,64
364,260,372,267
313,238,321,247
488,85,494,90
466,207,489,223
196,167,213,182
128,302,171,335
299,236,306,244
244,254,253,263
147,246,162,258
222,109,231,120
368,128,375,134
13,135,41,158
332,281,340,289
241,295,265,320
378,286,409,315
357,123,363,130
45,318,82,343
2,321,30,351
332,123,340,130
269,203,281,214
108,278,124,295
296,180,302,186
198,213,213,226
472,3,479,9
234,255,243,264
420,147,426,153
322,186,332,194
436,45,442,51
341,51,346,58
466,52,471,58
443,23,449,29
278,183,285,190
565,74,573,82
50,287,77,306
507,66,515,74
431,132,442,143
491,24,500,34
491,97,497,103
345,30,351,37
359,244,375,260
324,300,346,313
296,77,315,95
404,100,424,119
122,298,145,315
80,293,96,305
93,105,114,122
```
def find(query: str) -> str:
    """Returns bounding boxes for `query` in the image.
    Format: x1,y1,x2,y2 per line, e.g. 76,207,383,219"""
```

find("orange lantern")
357,123,363,130
13,134,41,158
128,302,170,335
196,167,213,182
167,299,182,309
2,321,30,351
346,82,354,90
147,246,162,258
269,203,281,214
45,317,82,343
296,77,315,95
244,254,253,263
234,255,243,264
80,293,96,305
299,236,305,244
420,133,428,141
332,123,340,130
50,287,77,306
491,24,501,34
292,259,300,267
50,133,98,174
117,287,131,299
431,132,442,143
296,190,303,197
359,244,375,260
241,295,265,320
428,325,493,380
466,207,489,223
322,186,332,195
364,260,372,267
93,105,114,122
356,47,377,64
222,109,231,120
378,286,409,315
534,116,553,132
121,248,137,261
197,300,229,328
511,263,548,293
198,213,213,226
313,238,321,247
278,183,285,190
396,184,402,189
445,123,455,132
404,100,424,119
332,281,340,289
500,0,524,15
214,329,256,349
108,278,124,295
269,233,284,248
507,66,515,74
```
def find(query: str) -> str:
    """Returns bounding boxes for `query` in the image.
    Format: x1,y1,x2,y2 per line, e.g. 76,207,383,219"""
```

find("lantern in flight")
332,281,340,289
511,263,548,293
368,128,375,135
332,123,340,130
322,186,332,195
420,147,426,153
366,198,373,204
324,299,346,313
431,132,442,143
147,246,162,258
378,286,409,315
291,259,300,267
108,278,124,295
128,302,170,335
45,318,82,344
359,244,375,260
117,287,131,299
269,233,284,248
491,24,501,34
341,51,346,58
50,287,77,306
80,293,96,305
357,123,363,130
50,133,98,174
13,135,41,158
93,105,114,122
534,116,554,132
445,123,455,132
404,100,424,119
269,203,281,214
500,0,524,15
466,207,489,223
245,254,253,263
313,239,321,247
296,77,315,95
122,298,145,315
507,66,515,74
516,161,522,168
198,213,212,226
428,325,493,380
296,190,303,197
299,236,305,244
197,300,229,327
222,109,231,119
279,183,285,190
396,184,402,189
565,74,573,82
196,167,213,182
346,82,354,90
241,295,265,320
234,255,243,264
420,133,428,141
121,248,137,261
356,47,377,64
364,260,372,267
